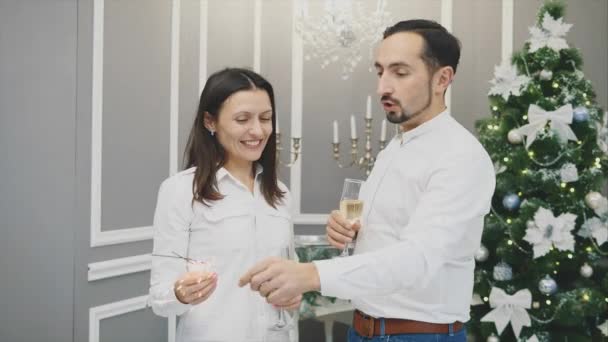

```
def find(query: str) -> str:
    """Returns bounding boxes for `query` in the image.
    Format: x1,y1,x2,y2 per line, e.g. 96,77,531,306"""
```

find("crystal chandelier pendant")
295,0,392,80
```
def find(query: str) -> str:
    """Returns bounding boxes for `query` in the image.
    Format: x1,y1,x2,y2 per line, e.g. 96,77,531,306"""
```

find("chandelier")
295,0,392,80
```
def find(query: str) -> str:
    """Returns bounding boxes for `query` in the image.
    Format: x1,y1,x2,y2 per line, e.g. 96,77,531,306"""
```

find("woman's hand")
174,271,218,305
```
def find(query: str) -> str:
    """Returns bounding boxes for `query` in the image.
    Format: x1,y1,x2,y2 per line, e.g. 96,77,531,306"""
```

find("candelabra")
332,119,387,176
276,133,302,167
332,96,390,176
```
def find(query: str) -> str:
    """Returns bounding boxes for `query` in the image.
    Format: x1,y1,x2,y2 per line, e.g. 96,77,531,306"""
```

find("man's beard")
383,84,432,124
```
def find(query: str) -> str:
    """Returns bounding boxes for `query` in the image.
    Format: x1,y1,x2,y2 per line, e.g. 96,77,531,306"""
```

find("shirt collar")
216,163,264,182
397,109,451,146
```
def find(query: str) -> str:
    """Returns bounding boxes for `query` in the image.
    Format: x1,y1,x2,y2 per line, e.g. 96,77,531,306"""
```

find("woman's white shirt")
148,166,294,342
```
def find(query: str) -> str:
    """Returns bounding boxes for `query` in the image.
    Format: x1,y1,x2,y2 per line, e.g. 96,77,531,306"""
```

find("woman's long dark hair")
183,68,284,207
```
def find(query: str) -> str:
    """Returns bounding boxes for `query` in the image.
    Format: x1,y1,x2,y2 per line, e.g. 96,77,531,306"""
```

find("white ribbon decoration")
525,335,540,342
471,293,485,306
481,287,532,338
517,104,578,148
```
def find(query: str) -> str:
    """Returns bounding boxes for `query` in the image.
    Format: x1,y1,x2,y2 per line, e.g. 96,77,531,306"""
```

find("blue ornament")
538,275,558,295
502,193,521,211
573,106,590,123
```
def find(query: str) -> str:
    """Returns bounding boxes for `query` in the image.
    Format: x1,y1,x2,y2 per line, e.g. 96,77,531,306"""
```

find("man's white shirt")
315,110,496,323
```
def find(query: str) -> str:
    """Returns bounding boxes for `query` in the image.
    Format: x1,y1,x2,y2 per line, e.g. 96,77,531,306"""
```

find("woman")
149,68,299,342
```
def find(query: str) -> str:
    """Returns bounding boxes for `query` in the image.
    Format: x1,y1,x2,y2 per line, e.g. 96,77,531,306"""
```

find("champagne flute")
338,178,364,257
269,246,293,331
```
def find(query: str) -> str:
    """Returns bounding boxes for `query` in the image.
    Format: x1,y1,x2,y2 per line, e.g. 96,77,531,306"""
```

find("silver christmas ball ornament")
573,106,590,123
475,245,490,262
502,193,521,211
580,263,593,278
585,191,603,209
507,129,523,144
493,262,513,281
540,69,553,80
538,275,558,295
487,334,500,342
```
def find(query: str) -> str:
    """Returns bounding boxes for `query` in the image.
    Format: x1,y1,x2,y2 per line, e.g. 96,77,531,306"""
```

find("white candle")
380,119,387,141
332,120,339,144
350,115,357,139
292,114,301,138
365,95,372,119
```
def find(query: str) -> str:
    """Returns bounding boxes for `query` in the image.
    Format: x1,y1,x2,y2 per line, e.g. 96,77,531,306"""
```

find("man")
239,19,495,341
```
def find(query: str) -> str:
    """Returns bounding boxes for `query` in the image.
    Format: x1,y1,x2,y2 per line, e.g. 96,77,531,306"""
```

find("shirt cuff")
312,258,348,298
149,285,193,317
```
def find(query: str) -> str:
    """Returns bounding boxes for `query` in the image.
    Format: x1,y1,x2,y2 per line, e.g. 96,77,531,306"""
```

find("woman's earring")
210,130,215,136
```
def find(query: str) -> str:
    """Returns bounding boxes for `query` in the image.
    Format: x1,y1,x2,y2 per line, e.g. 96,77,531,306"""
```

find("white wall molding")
89,296,175,342
90,0,180,247
441,0,453,110
253,0,262,72
170,0,181,175
290,0,304,217
87,254,152,281
501,0,514,61
89,296,148,342
293,213,329,225
199,0,208,93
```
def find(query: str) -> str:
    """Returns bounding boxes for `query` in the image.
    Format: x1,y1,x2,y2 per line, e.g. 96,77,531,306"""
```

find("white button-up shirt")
314,111,495,323
148,166,296,342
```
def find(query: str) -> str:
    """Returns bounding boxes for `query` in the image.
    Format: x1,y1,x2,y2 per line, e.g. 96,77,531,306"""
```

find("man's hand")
274,294,302,311
238,257,320,305
326,210,361,249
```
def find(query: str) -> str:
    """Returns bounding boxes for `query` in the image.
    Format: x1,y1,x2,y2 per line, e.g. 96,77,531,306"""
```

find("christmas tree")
471,2,608,341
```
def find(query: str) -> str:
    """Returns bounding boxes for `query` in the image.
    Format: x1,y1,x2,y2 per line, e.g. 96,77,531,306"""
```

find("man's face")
374,32,434,125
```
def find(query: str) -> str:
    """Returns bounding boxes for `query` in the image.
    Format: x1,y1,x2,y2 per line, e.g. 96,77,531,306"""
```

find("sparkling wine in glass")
338,178,364,257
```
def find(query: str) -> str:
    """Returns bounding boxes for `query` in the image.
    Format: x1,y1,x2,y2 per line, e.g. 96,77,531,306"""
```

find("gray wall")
0,1,76,341
1,1,606,342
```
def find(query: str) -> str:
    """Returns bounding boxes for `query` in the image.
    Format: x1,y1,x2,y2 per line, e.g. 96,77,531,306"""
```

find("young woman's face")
208,89,273,166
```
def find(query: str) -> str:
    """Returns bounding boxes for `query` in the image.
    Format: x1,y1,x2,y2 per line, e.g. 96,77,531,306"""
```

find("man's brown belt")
353,310,464,338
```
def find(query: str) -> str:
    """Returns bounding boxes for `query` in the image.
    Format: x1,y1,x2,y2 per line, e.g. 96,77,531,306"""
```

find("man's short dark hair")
383,19,461,74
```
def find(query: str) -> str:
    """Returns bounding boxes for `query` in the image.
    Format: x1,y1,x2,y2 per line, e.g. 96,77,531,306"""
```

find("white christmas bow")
517,104,577,148
481,287,532,338
598,319,608,337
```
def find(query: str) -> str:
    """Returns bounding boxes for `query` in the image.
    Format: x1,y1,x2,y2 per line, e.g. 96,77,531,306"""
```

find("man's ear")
434,66,455,94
